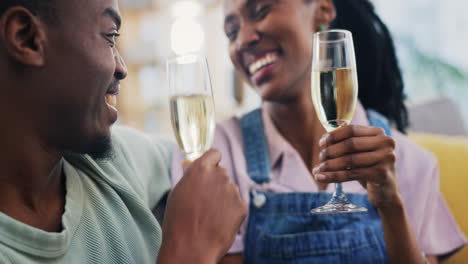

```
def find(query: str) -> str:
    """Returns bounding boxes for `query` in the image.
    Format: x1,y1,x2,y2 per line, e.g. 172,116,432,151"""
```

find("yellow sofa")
410,133,468,263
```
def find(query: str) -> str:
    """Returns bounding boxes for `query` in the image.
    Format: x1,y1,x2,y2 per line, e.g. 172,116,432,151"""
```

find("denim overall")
240,109,391,264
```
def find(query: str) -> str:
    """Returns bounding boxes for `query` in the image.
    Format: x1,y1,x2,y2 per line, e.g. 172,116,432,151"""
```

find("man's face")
35,0,127,159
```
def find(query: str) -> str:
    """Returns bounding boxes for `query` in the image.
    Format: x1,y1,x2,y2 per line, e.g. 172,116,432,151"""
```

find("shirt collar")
261,106,294,169
261,102,369,169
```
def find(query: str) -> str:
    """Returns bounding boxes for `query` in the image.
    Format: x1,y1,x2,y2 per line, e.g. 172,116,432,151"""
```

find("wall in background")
373,0,468,122
117,0,244,138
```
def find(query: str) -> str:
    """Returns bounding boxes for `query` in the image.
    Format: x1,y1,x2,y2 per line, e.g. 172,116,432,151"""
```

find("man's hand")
158,150,247,264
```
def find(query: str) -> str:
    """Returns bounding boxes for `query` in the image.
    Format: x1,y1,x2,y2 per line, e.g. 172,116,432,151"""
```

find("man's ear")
314,0,336,29
0,7,47,67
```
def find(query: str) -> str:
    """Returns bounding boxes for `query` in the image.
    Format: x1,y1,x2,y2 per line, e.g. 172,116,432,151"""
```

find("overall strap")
367,109,393,136
240,109,271,184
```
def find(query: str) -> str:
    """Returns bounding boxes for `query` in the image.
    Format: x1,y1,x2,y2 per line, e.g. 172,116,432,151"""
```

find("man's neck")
0,126,66,232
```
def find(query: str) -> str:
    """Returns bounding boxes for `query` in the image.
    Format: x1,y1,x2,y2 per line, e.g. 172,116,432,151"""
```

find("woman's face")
224,0,334,102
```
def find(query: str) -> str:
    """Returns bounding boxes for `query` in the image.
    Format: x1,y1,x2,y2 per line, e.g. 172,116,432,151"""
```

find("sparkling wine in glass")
167,54,216,161
311,30,367,213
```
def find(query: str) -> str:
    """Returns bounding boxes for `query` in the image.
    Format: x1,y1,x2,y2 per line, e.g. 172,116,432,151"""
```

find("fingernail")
319,134,329,147
319,150,326,162
312,163,324,175
312,167,319,175
315,174,327,182
181,160,192,170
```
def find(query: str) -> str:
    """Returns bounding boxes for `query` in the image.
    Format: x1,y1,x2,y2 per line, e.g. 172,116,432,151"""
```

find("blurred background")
116,0,468,137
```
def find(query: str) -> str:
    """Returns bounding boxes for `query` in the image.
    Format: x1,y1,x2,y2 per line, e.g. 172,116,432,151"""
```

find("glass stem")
333,183,347,200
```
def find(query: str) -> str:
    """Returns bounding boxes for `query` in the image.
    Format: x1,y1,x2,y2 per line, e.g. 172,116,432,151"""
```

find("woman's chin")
256,83,289,102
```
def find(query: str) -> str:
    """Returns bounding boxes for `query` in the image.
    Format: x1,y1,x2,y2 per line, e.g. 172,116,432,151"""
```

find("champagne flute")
167,54,216,161
311,30,367,213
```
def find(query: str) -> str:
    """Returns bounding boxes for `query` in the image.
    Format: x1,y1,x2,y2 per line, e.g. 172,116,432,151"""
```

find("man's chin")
86,134,114,161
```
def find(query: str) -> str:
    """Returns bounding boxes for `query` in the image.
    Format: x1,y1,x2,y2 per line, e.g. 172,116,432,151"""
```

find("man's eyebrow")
103,8,122,30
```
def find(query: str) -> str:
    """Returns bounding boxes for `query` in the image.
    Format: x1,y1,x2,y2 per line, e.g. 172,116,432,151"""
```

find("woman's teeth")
249,53,279,75
105,94,117,108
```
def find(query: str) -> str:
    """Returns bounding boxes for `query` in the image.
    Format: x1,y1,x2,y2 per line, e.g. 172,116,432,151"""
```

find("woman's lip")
251,60,280,86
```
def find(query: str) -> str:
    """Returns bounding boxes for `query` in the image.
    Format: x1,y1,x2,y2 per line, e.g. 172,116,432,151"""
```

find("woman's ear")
0,7,47,67
314,0,336,29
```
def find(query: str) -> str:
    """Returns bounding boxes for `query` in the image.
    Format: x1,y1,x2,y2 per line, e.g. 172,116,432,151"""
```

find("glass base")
311,195,368,214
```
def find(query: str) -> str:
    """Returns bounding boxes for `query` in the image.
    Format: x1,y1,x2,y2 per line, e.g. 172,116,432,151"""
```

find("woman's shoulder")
210,116,250,184
392,129,439,192
217,116,242,133
171,116,247,187
393,129,438,165
214,116,244,147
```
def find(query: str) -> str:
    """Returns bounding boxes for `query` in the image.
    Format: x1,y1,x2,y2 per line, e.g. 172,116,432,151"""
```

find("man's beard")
86,134,114,161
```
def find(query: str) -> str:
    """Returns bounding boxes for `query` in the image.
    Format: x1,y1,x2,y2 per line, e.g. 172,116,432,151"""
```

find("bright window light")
171,18,205,55
171,1,202,19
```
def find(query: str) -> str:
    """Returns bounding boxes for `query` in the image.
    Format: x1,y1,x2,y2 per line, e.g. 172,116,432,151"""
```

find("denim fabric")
367,109,393,137
243,192,387,264
241,109,272,184
240,108,391,264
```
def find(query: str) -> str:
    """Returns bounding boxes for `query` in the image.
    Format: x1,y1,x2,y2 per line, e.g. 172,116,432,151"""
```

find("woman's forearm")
378,195,426,264
157,242,217,264
219,254,243,264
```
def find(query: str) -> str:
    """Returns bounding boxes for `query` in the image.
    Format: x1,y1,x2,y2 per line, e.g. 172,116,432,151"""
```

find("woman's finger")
314,148,396,173
319,125,386,147
320,135,395,161
314,163,391,184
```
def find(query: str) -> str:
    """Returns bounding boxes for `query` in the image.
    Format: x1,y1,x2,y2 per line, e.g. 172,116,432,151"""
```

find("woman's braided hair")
331,0,409,133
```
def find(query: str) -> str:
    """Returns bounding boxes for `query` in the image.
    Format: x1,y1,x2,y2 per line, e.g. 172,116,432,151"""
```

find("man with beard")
0,0,247,263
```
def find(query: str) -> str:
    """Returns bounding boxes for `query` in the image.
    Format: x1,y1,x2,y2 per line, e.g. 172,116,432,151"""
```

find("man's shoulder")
111,126,173,160
66,126,174,208
108,126,174,192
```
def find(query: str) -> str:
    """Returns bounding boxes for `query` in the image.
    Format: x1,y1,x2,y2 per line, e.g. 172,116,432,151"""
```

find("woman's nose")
236,22,261,50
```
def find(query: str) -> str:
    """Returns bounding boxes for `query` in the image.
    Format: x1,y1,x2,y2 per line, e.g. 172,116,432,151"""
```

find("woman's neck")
264,90,326,173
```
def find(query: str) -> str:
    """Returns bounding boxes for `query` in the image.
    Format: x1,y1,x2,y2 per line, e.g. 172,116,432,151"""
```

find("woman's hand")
313,125,429,264
312,125,402,209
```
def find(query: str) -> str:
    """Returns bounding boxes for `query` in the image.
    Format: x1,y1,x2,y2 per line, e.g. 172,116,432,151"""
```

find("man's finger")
199,149,222,167
181,160,192,170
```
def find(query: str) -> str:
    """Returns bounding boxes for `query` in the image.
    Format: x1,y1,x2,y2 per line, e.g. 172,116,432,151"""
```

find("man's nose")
114,49,128,80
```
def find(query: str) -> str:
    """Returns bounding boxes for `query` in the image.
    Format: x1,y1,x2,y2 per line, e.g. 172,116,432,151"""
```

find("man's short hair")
0,0,56,22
